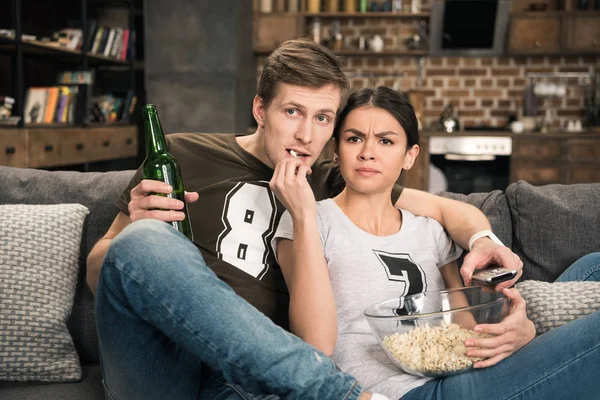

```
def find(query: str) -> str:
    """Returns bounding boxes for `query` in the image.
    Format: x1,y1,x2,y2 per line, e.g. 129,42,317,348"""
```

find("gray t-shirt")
273,199,463,399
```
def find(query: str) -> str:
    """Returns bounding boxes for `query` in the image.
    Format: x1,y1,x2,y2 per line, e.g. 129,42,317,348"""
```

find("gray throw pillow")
506,181,600,282
516,280,600,336
0,204,89,382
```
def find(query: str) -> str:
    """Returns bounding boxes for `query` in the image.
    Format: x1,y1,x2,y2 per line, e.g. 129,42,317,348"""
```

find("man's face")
253,83,341,169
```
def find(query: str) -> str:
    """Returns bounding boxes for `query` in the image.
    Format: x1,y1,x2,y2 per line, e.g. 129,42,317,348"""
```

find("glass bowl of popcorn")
364,286,511,378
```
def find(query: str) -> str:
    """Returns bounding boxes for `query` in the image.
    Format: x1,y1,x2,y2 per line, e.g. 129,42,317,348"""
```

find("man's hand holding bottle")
128,179,198,223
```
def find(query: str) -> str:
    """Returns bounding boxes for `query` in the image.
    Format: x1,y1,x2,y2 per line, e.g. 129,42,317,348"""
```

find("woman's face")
336,105,419,195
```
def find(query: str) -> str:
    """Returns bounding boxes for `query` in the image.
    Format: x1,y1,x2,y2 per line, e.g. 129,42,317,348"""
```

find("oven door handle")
444,153,497,161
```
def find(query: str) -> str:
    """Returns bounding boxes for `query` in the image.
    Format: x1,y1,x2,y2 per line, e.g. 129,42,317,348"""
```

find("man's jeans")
96,219,363,400
403,252,600,400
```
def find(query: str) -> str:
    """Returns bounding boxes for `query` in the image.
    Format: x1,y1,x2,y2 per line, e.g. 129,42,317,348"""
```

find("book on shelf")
90,90,137,124
0,29,36,41
84,19,98,52
0,21,135,61
57,70,94,85
103,28,115,57
23,86,81,124
89,25,134,61
57,70,94,125
0,116,20,126
23,88,49,124
56,28,83,51
23,68,94,125
22,86,135,125
1,95,15,119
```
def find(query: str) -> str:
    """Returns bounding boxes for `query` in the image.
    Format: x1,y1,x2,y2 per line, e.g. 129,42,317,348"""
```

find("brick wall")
256,16,599,130
349,54,598,129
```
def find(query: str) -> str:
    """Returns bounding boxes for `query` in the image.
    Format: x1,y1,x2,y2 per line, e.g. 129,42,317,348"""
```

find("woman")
271,86,600,400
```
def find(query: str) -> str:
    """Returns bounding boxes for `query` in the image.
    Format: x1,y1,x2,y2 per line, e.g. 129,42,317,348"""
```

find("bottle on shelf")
260,0,273,13
311,18,322,44
141,104,194,241
274,0,286,12
332,19,343,50
392,0,404,12
288,0,300,12
411,0,421,13
360,0,368,12
308,0,321,12
326,0,340,12
344,0,357,12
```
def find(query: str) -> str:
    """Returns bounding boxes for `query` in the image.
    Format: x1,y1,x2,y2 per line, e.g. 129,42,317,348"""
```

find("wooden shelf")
421,130,600,138
0,37,132,66
20,122,134,129
302,11,430,18
25,123,77,129
510,10,600,16
254,47,427,56
256,11,430,18
0,125,138,168
334,49,427,56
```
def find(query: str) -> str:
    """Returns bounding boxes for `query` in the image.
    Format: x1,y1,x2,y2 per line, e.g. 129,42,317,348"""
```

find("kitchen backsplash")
256,14,599,130
258,53,599,130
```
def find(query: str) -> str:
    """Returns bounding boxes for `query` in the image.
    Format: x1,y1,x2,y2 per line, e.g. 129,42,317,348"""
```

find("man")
87,39,521,400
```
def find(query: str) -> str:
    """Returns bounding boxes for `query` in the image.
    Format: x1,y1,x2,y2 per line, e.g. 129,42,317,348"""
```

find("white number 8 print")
216,182,278,279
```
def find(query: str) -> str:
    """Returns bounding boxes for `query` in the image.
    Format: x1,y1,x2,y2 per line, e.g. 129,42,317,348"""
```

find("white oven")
429,136,513,194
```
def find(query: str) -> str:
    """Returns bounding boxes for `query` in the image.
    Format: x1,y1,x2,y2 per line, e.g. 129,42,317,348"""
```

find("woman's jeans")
555,252,600,282
96,220,363,400
403,252,600,400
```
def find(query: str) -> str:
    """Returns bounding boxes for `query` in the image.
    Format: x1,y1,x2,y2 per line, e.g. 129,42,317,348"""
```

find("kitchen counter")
421,129,600,138
400,129,600,191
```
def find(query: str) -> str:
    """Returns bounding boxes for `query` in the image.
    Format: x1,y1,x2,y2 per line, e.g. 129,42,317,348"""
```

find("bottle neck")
143,109,167,155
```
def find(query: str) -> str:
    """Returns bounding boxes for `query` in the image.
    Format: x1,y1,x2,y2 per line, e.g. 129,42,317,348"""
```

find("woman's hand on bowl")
463,288,535,368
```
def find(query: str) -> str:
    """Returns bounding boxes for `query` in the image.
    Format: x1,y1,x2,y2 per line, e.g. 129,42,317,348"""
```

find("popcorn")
290,149,299,158
382,323,490,376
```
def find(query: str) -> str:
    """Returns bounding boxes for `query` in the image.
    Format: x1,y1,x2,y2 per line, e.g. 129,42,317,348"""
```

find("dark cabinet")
566,14,600,53
0,126,137,168
508,14,563,54
0,130,28,167
28,130,62,168
508,11,600,55
253,13,305,53
512,135,600,185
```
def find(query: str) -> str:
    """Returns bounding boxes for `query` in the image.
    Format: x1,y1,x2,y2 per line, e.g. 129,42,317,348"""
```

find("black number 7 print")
373,250,427,297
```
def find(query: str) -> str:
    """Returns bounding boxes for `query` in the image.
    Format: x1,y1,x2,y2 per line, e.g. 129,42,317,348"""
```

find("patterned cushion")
0,204,89,382
516,280,600,335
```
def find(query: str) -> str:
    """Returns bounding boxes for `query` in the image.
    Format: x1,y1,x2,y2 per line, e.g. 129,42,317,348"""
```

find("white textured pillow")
0,203,89,382
516,280,600,335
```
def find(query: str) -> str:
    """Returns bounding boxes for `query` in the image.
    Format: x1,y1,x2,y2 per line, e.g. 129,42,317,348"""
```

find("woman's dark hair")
333,86,419,148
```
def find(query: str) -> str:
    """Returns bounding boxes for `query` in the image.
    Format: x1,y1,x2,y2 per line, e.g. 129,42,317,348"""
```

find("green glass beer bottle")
141,104,193,241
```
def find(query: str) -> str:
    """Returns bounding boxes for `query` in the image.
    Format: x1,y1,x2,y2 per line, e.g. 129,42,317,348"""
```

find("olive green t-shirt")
117,132,403,329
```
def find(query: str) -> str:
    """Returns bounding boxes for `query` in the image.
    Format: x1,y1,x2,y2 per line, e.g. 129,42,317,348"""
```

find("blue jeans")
403,252,600,400
96,219,363,400
402,311,600,400
555,252,600,282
